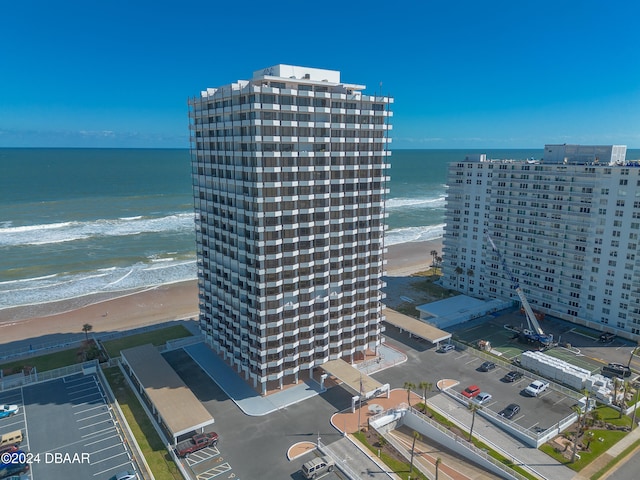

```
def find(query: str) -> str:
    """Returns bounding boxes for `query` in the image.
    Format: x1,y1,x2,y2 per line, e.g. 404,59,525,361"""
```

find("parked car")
461,385,481,398
601,363,631,378
474,392,493,405
109,471,137,480
302,455,335,479
0,449,29,479
175,432,218,457
479,361,496,372
438,344,455,353
503,370,524,383
0,405,18,419
599,332,616,343
524,380,549,397
498,403,521,419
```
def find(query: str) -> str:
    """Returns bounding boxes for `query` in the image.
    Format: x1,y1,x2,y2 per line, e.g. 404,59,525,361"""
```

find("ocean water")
2,147,637,310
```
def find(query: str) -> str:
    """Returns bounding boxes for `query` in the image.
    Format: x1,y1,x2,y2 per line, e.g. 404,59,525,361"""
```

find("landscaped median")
539,405,633,472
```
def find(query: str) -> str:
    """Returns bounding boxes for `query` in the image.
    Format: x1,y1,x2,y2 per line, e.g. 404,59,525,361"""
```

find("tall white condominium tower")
441,144,640,342
188,65,393,394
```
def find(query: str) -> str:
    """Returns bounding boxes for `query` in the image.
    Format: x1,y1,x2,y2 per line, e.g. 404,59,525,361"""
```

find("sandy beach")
0,238,443,348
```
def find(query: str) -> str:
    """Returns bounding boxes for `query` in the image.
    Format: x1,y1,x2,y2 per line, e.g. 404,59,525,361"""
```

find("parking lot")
0,374,137,480
379,324,579,433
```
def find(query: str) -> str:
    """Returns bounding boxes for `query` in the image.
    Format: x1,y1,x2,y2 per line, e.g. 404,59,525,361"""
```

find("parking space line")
185,447,221,466
89,443,125,456
68,387,100,398
0,393,22,403
197,463,232,480
465,359,476,365
76,411,111,422
66,380,97,390
84,433,121,447
0,416,24,430
79,418,115,430
89,450,129,465
93,461,134,477
69,392,103,402
75,405,107,415
82,426,117,438
19,385,30,452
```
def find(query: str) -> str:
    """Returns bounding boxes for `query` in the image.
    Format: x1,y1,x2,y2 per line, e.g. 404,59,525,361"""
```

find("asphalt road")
606,445,640,480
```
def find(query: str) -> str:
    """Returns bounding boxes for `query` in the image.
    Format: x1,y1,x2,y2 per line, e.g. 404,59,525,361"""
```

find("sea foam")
385,224,445,246
0,258,197,309
0,212,196,247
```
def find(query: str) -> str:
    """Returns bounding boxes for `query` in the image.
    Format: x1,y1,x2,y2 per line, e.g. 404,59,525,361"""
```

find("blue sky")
1,0,639,149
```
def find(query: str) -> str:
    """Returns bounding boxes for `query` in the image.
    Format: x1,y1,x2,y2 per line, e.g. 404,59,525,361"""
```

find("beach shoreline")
0,238,443,347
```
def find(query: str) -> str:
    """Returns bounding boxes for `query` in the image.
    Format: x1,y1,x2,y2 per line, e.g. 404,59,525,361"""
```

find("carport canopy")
321,359,387,399
120,344,215,443
384,308,451,344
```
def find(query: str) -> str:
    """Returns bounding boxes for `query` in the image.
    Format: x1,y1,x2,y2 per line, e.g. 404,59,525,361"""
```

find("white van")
302,455,334,479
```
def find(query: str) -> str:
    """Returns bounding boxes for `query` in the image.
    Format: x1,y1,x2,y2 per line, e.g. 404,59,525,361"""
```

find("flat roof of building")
322,359,385,397
416,295,512,329
120,344,215,439
384,308,451,344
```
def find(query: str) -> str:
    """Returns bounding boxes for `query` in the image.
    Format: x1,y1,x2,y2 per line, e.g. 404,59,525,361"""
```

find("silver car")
474,392,493,405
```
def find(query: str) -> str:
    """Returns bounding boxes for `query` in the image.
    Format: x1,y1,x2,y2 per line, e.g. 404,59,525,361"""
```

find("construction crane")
485,232,553,347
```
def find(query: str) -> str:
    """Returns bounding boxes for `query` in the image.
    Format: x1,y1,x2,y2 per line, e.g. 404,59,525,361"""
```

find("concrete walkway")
183,342,406,416
184,342,324,416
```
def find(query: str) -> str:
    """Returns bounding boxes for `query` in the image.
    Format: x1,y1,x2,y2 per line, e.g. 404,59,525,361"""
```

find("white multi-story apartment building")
188,65,393,394
442,144,640,342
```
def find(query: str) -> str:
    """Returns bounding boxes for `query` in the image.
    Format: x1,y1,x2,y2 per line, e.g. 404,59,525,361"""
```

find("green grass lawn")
409,276,458,299
593,405,633,427
353,431,428,480
104,367,182,480
0,346,88,374
102,325,193,358
540,429,627,471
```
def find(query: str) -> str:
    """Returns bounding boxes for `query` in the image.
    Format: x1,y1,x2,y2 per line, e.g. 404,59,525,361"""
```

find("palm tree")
409,430,421,473
612,377,622,415
620,380,630,419
454,266,464,287
468,402,481,442
435,256,443,275
419,381,433,406
430,249,438,267
571,391,591,463
404,381,416,407
631,386,640,429
82,323,93,342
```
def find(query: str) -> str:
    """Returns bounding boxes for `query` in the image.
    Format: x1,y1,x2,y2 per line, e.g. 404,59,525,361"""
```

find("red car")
461,385,481,398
